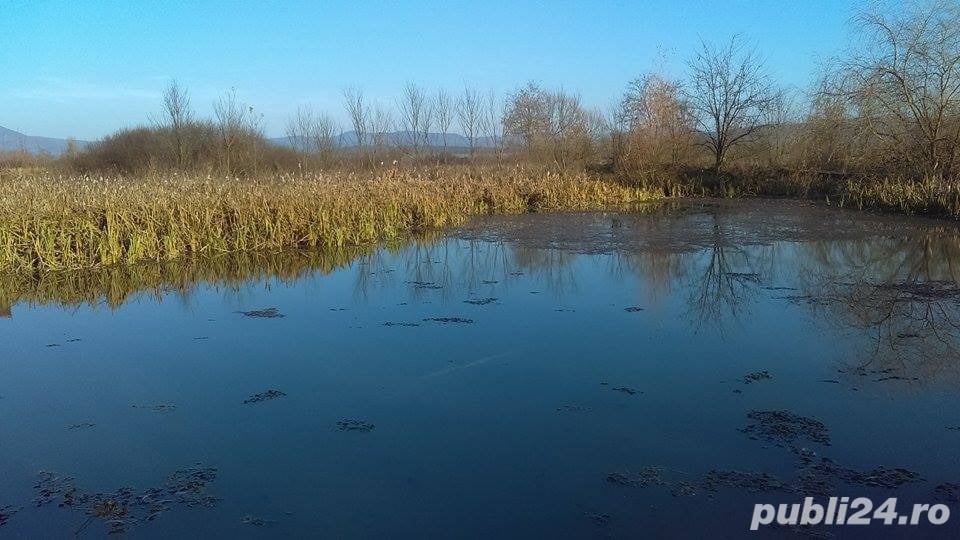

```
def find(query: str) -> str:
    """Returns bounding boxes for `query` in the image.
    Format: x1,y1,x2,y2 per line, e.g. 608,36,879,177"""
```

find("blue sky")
0,0,862,139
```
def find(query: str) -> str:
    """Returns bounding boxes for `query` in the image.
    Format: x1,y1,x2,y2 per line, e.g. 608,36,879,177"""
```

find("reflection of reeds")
0,166,659,273
0,245,371,313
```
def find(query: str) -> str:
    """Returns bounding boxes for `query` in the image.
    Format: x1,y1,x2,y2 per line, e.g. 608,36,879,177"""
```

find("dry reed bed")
0,167,659,273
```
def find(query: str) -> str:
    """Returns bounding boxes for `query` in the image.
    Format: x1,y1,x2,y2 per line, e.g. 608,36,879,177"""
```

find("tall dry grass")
0,166,659,273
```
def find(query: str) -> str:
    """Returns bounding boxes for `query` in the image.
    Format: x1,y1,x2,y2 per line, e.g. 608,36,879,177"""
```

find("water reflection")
3,199,960,383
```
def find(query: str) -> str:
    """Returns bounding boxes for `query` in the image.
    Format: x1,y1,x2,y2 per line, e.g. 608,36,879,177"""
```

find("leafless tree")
370,102,394,159
397,83,435,157
214,88,253,175
687,36,777,172
621,73,694,175
434,89,454,151
343,86,368,151
484,89,507,165
285,105,339,166
162,79,193,168
837,0,960,177
457,85,483,158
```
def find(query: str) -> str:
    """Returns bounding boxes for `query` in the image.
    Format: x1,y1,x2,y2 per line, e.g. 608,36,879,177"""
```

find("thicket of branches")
36,1,960,188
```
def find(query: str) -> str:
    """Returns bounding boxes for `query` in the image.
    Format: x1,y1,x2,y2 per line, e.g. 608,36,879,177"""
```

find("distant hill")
0,125,88,155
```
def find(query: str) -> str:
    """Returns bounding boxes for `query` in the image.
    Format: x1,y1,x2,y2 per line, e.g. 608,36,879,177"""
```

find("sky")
0,0,865,140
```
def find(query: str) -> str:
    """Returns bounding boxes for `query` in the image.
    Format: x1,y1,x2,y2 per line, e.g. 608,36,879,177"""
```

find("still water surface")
1,199,958,538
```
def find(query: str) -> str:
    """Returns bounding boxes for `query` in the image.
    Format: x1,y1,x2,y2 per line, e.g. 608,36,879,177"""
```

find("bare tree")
457,85,483,158
484,89,507,165
285,105,340,166
370,102,394,160
620,73,694,176
343,86,368,151
214,88,250,175
162,79,193,168
687,36,776,172
838,1,960,177
286,105,316,154
434,89,454,151
397,82,434,157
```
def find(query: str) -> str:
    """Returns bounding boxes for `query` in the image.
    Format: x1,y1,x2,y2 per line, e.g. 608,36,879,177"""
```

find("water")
0,199,958,538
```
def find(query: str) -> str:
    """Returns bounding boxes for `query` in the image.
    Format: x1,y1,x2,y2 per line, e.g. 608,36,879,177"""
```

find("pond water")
0,199,958,538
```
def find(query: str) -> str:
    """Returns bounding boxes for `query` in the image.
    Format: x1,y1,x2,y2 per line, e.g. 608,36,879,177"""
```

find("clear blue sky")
0,0,863,140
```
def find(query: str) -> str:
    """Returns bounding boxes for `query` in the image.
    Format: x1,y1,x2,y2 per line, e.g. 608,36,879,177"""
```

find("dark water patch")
481,280,498,285
623,306,644,312
45,343,59,348
407,281,442,290
336,419,375,432
67,423,95,430
241,514,276,527
30,466,217,535
423,317,474,324
702,469,791,494
0,505,20,527
131,403,176,412
934,482,960,503
606,467,665,488
739,410,831,447
611,386,639,395
670,481,700,497
238,307,284,318
242,389,286,405
383,321,420,327
742,370,773,384
555,405,590,413
583,512,610,527
463,297,497,305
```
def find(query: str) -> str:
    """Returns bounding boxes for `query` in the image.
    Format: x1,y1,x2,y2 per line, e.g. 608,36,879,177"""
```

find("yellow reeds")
0,165,661,273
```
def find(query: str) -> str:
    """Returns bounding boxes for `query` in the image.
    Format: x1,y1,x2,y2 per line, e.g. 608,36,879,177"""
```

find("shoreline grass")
0,166,660,273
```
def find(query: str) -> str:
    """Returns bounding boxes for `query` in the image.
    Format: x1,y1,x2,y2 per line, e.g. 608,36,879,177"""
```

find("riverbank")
4,165,960,275
0,166,659,273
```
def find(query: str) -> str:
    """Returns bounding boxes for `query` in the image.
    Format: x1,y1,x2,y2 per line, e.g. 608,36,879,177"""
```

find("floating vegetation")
241,514,276,527
583,512,611,527
67,423,96,430
555,405,591,413
934,483,960,503
873,280,960,300
242,389,286,405
238,307,284,319
670,481,701,497
875,375,920,382
423,317,475,324
336,419,375,432
32,466,217,536
464,297,497,305
742,370,773,384
383,321,420,327
408,281,442,290
623,306,644,312
0,505,20,527
701,470,791,494
606,467,665,488
611,386,639,395
739,410,831,447
793,452,923,496
132,404,176,412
